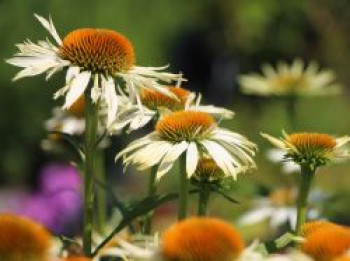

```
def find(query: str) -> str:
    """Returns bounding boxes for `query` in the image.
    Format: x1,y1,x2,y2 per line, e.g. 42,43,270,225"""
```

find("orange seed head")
156,111,215,142
60,28,134,75
161,217,245,261
0,213,52,261
141,86,191,111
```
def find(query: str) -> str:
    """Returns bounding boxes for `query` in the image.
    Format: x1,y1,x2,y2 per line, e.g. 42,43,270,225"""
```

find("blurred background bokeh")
1,0,350,240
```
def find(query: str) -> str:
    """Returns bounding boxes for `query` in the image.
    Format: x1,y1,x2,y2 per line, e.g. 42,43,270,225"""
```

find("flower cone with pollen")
0,214,52,261
160,217,245,261
261,131,350,168
141,86,191,111
60,28,134,75
156,111,215,142
286,133,336,167
192,157,224,183
301,221,350,261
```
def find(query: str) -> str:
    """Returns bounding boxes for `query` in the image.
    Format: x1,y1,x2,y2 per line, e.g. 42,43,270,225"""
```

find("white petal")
156,141,188,180
34,14,62,45
102,76,118,127
186,142,199,178
91,74,101,103
66,66,80,83
261,133,286,149
238,207,273,225
63,71,91,109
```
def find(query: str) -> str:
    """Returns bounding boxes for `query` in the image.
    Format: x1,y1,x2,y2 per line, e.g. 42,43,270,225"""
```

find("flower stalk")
83,90,99,256
295,165,315,237
178,153,189,220
144,164,158,234
197,187,210,216
96,150,107,235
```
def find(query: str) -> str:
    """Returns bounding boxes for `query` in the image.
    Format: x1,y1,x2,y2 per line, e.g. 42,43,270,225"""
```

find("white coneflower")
6,15,184,125
262,131,350,237
116,110,256,180
238,59,342,96
262,132,350,168
108,86,234,134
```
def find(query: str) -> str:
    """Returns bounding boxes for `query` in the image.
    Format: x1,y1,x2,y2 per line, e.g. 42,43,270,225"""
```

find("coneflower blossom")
238,59,342,96
7,15,184,126
261,132,350,168
301,221,350,261
159,217,245,261
108,86,234,134
116,110,256,180
0,213,53,261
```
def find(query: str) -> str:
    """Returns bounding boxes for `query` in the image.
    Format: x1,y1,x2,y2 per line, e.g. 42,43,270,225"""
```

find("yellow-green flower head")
191,157,225,183
238,59,342,96
261,132,350,168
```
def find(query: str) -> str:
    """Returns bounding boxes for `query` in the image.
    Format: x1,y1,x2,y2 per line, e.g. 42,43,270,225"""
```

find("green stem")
295,165,315,237
197,187,210,216
144,164,158,234
96,150,107,235
83,92,99,256
178,153,189,220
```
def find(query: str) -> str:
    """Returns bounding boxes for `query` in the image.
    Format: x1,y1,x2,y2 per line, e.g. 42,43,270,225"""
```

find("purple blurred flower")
2,163,83,234
40,163,82,194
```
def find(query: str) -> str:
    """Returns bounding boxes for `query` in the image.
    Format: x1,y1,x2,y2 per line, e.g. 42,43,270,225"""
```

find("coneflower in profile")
159,217,245,261
262,131,350,236
301,221,350,261
0,213,53,261
116,110,257,219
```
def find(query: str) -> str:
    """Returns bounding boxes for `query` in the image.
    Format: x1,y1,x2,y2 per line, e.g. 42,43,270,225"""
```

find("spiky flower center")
60,29,135,75
156,111,215,142
301,221,350,261
141,86,191,111
161,217,245,261
286,133,337,167
0,214,51,261
192,158,224,183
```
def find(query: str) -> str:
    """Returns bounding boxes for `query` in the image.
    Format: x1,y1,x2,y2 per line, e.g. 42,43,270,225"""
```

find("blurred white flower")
266,148,300,174
238,59,342,96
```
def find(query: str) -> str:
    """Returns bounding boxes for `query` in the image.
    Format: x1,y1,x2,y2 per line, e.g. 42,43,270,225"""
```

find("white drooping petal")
102,76,118,127
63,71,91,109
200,140,238,179
34,14,62,45
186,142,199,178
115,133,158,162
261,133,286,149
156,141,188,180
66,66,80,83
91,74,101,103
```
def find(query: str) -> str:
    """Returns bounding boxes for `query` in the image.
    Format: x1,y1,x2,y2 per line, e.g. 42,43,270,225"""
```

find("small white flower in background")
266,148,300,174
238,187,324,230
7,15,184,126
238,59,342,96
107,85,234,134
115,110,257,181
